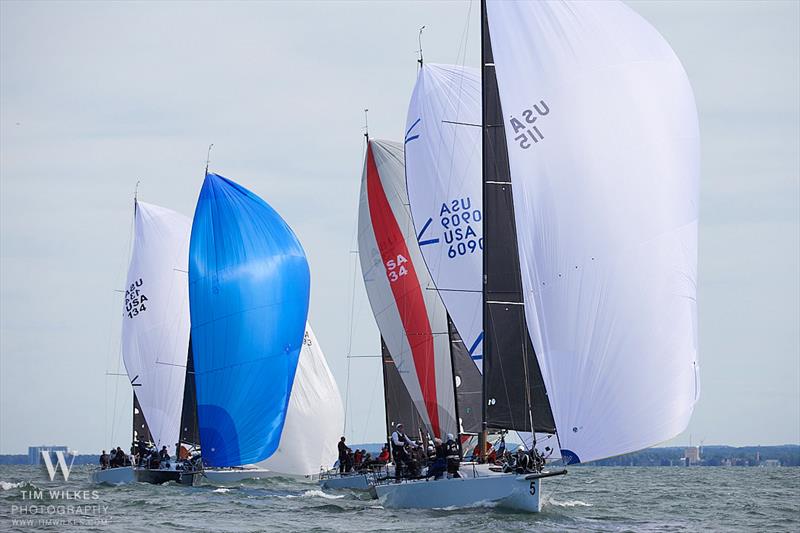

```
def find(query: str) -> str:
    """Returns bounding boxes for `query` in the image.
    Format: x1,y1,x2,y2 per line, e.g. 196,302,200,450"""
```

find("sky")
0,1,798,454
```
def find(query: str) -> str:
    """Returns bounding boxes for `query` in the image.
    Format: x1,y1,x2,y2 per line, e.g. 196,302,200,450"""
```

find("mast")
380,337,392,446
479,0,488,461
480,0,556,442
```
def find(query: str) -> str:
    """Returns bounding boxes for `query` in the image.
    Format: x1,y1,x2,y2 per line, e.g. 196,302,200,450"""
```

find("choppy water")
1,465,798,532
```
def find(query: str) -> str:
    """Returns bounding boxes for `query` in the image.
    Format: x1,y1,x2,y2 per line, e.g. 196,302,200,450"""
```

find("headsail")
189,173,310,467
257,324,344,476
404,64,484,367
122,201,191,454
357,139,457,439
486,0,700,464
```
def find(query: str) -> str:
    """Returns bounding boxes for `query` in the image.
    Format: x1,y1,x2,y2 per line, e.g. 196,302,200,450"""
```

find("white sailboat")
93,200,193,485
369,0,700,512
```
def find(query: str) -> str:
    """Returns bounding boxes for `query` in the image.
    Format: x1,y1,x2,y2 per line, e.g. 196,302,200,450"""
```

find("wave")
212,488,231,493
547,498,593,507
1,481,23,491
284,489,345,500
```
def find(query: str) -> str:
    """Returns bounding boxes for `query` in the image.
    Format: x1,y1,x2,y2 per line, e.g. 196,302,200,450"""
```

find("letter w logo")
41,451,74,481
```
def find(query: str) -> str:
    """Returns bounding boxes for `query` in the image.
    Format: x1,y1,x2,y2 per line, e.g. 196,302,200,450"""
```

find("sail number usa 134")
125,278,149,318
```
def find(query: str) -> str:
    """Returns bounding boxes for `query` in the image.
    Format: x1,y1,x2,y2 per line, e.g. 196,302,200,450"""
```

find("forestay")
189,173,310,467
357,139,457,439
122,201,191,454
258,324,344,476
486,0,700,464
405,64,484,365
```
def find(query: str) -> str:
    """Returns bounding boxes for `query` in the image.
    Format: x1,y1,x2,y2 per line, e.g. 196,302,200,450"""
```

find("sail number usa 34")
125,278,149,318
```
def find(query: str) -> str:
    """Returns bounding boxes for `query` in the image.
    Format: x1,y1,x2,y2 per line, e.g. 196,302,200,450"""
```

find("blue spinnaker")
189,173,310,467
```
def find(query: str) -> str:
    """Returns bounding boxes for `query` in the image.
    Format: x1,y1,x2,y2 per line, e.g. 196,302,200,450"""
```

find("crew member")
159,445,170,464
391,423,415,478
445,433,462,478
337,436,351,473
99,450,109,470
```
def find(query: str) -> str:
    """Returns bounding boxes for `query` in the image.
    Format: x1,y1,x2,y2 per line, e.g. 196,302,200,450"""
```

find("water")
1,465,798,532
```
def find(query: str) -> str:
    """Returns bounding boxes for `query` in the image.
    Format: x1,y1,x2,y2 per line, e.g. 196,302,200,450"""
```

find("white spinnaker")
487,0,700,464
405,64,484,366
122,201,191,454
357,139,457,439
258,324,343,476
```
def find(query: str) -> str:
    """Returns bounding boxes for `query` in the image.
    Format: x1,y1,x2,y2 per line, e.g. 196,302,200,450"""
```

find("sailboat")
184,171,339,482
320,138,482,491
365,0,700,512
94,174,343,484
92,201,194,485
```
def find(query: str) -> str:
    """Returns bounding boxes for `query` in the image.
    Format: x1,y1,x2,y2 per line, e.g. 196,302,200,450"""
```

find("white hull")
371,467,565,513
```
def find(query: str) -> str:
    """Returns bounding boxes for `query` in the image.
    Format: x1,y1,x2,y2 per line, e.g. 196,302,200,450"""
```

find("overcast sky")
1,1,798,454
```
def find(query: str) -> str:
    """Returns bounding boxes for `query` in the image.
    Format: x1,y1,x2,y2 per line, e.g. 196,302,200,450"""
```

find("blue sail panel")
189,173,310,467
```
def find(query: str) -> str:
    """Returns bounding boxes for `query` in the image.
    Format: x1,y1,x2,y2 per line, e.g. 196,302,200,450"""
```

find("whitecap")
547,498,592,507
1,481,23,491
285,489,345,500
212,488,231,493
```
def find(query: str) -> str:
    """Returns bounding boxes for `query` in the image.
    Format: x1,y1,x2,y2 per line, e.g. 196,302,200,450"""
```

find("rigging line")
360,362,383,444
109,192,137,448
344,133,367,436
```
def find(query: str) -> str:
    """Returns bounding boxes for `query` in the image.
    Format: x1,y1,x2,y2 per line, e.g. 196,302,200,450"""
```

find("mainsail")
122,201,192,453
357,139,457,439
257,324,344,476
189,173,310,467
178,339,200,448
481,3,555,435
485,0,700,464
404,64,484,366
382,338,427,440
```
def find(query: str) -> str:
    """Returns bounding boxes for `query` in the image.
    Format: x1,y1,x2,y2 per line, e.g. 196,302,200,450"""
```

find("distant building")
683,446,701,465
28,446,69,465
759,459,780,467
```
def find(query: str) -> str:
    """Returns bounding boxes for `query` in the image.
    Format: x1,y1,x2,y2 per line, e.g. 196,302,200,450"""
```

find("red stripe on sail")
365,143,441,437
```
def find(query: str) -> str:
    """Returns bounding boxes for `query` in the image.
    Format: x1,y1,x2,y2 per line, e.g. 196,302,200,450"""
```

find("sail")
257,324,344,476
357,139,457,439
382,339,427,441
447,316,482,434
189,173,310,467
133,392,154,445
178,339,200,448
122,201,191,454
481,2,556,435
486,0,700,464
404,63,485,366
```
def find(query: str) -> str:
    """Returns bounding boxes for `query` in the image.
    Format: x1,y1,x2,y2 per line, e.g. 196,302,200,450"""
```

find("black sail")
382,338,426,441
179,338,201,448
447,316,483,434
481,0,555,433
132,392,153,445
